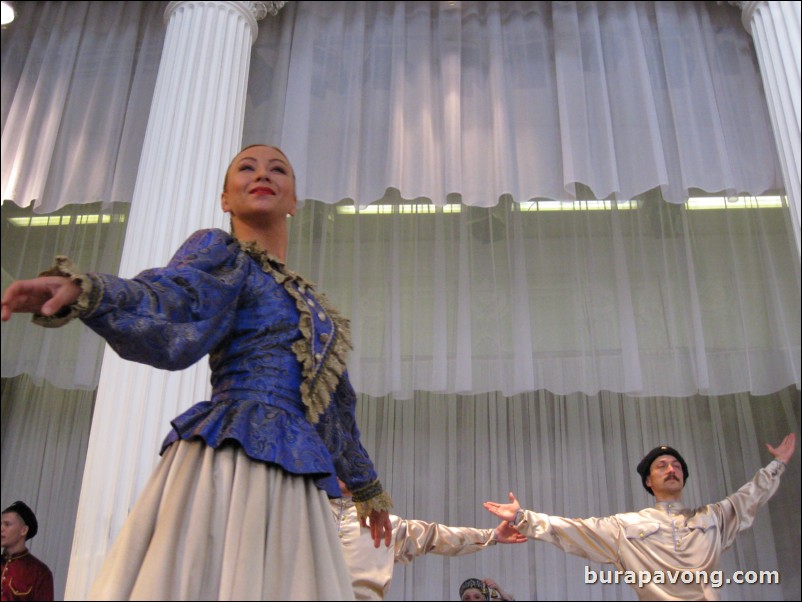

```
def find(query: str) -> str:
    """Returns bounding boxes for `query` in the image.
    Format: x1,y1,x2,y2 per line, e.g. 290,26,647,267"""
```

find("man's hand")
766,433,795,465
493,520,527,544
483,492,521,523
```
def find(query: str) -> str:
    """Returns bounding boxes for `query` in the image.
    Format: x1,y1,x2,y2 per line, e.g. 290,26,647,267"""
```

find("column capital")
165,1,288,40
250,1,289,19
722,0,766,34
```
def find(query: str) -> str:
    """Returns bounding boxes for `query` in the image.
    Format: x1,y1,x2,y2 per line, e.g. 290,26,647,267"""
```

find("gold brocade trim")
350,478,384,502
354,491,394,521
32,256,100,328
238,240,353,424
351,479,393,519
8,580,34,597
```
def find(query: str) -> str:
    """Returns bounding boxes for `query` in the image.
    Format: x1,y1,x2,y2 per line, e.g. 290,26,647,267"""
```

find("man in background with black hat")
1,501,53,601
482,433,795,600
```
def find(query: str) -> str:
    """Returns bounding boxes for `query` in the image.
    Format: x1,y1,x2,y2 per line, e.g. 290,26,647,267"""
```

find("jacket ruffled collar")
237,239,353,424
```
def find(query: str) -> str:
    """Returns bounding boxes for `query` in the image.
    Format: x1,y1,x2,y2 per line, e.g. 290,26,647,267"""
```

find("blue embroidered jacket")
65,228,385,504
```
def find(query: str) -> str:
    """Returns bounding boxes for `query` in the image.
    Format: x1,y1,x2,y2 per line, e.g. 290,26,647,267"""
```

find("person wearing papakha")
1,501,54,601
483,434,795,601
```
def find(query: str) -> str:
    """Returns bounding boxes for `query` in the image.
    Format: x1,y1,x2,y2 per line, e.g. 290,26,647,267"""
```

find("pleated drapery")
1,1,166,212
245,1,783,207
285,196,800,399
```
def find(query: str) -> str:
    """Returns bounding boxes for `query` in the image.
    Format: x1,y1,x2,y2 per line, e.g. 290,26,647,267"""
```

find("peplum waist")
160,389,340,497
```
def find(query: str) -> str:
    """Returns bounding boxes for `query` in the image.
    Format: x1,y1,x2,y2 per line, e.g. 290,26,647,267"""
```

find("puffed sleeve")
314,373,393,518
393,520,495,564
41,229,249,370
710,459,786,551
513,510,621,564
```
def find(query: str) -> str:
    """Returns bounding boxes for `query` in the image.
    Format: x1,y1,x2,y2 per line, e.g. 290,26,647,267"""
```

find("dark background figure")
459,577,515,601
1,501,53,601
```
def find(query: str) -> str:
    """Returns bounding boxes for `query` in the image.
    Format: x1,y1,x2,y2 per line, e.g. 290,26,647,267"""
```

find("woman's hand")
361,508,392,548
493,520,527,544
1,276,80,321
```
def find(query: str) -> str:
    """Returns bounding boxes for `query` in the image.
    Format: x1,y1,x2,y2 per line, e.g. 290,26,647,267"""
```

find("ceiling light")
1,1,15,26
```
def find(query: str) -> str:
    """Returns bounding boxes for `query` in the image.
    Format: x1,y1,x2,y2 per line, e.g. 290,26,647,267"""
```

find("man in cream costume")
483,434,795,601
332,480,526,600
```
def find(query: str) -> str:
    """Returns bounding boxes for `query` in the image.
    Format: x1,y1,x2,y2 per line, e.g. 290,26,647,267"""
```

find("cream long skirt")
88,439,355,601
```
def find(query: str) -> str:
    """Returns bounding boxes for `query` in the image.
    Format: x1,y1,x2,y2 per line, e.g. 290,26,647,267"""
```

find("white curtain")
252,0,801,397
355,386,801,601
1,0,163,387
1,1,166,211
1,202,129,388
286,196,800,398
244,1,783,207
1,376,95,602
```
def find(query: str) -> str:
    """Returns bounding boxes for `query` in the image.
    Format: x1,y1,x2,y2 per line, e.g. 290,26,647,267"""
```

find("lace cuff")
351,480,393,520
32,256,101,328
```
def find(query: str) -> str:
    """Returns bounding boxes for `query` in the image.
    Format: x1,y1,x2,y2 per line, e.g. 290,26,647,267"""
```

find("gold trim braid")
32,256,101,328
352,480,393,519
239,241,352,424
292,289,353,423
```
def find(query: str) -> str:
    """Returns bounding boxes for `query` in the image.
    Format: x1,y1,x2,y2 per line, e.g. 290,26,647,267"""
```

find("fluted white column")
64,2,270,599
738,0,801,256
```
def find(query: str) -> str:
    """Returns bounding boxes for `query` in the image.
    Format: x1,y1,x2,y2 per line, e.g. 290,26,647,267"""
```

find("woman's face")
221,145,296,224
461,588,486,601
